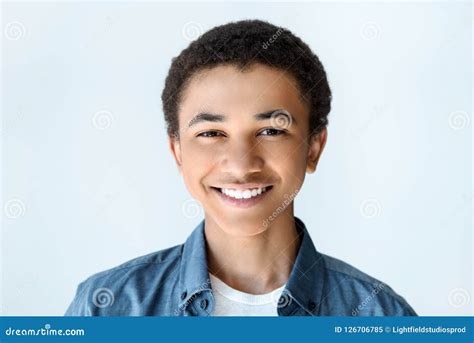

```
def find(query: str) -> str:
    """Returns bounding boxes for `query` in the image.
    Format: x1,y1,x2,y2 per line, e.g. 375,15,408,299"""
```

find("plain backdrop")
1,1,472,316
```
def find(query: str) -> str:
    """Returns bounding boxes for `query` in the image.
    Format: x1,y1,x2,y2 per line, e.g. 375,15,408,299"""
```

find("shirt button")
181,291,187,300
308,301,316,311
200,299,208,310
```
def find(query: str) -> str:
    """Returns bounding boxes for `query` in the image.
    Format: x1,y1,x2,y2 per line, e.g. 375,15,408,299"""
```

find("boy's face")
169,63,327,236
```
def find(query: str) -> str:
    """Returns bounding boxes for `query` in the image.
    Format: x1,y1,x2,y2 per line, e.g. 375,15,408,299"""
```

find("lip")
217,184,273,190
211,186,273,209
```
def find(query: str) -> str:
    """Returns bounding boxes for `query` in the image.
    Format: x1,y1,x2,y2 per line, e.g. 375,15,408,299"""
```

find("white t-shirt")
209,273,286,316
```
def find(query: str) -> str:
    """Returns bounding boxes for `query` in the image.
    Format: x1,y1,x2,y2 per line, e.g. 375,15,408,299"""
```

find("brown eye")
259,128,286,136
197,131,225,138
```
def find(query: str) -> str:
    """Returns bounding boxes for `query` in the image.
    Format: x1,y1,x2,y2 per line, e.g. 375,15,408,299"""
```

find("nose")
220,139,264,178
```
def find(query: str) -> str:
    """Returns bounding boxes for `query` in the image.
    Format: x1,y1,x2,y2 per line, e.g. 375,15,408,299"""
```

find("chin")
213,215,270,237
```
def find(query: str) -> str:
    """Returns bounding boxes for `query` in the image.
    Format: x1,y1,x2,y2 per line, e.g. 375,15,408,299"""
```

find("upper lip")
212,184,273,190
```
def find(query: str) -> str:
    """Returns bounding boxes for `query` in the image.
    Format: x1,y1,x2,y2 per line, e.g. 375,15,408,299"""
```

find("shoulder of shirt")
76,244,183,290
320,252,414,311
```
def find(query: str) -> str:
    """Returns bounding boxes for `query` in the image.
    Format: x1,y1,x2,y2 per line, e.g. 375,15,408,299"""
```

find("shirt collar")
177,216,325,316
279,216,325,315
176,219,213,315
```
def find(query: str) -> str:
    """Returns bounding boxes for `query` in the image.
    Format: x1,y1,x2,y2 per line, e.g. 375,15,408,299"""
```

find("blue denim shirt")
65,217,416,316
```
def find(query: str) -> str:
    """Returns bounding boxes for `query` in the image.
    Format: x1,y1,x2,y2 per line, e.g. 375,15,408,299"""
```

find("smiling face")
169,63,327,236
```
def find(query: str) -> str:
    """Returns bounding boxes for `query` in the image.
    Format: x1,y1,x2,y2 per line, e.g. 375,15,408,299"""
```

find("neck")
204,209,300,295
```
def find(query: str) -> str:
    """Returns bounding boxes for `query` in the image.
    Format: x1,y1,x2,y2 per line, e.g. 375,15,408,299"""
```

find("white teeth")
220,187,269,200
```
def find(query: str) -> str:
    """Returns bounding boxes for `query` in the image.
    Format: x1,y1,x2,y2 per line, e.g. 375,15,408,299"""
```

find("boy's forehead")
180,63,307,119
187,63,298,94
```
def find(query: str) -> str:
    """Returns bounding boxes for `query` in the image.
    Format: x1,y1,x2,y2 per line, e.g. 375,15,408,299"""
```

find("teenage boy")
65,19,416,316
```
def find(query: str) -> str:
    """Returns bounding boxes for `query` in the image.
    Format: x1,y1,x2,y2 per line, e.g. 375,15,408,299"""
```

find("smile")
211,186,274,208
221,186,270,199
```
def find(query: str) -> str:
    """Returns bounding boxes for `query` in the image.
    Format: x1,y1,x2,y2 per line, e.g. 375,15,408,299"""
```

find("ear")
306,128,328,174
168,135,183,175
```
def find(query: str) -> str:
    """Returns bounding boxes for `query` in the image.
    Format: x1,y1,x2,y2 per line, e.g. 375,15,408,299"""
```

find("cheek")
180,141,217,193
271,143,308,189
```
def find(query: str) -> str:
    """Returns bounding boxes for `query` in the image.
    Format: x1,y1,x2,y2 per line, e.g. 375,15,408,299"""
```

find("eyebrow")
186,109,295,128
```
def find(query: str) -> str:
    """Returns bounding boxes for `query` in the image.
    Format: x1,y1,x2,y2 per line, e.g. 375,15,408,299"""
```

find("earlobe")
306,128,328,174
168,135,183,174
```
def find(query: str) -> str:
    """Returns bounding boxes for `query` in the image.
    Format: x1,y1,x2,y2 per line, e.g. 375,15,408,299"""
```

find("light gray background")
1,1,472,316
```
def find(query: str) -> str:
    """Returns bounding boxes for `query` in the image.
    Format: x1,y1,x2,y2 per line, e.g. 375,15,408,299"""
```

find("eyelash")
196,128,287,138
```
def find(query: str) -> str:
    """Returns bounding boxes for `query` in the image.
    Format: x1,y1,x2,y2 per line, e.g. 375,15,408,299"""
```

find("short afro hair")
161,19,332,139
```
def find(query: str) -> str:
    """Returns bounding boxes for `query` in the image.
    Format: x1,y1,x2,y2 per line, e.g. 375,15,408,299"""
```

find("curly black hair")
161,19,332,139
